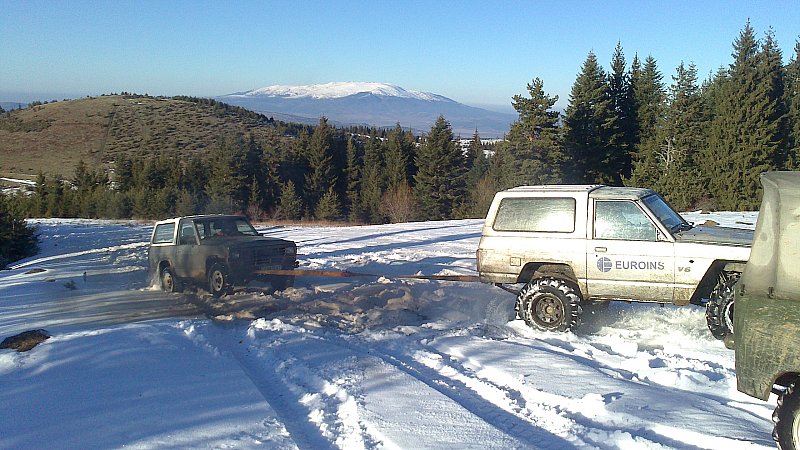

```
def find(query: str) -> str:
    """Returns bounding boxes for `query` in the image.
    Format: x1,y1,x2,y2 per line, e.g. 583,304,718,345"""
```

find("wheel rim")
210,270,224,292
723,300,735,334
530,294,564,327
793,406,800,447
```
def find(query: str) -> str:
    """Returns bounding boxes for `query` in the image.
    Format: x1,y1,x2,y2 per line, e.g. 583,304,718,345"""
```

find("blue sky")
1,0,798,111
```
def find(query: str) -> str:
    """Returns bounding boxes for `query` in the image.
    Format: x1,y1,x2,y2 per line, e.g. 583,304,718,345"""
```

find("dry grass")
0,95,284,179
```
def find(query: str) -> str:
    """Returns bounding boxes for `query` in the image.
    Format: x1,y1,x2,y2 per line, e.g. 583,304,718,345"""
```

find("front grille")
243,246,289,267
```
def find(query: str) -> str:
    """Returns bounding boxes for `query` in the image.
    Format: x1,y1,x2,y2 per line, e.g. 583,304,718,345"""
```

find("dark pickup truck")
148,215,297,296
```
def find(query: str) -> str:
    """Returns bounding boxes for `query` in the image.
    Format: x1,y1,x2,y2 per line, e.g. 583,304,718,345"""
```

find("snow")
0,177,36,186
237,82,447,102
0,212,775,449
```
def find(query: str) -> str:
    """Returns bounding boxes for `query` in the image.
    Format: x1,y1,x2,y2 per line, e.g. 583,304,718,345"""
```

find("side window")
179,222,197,245
152,223,176,244
594,201,657,241
493,197,576,233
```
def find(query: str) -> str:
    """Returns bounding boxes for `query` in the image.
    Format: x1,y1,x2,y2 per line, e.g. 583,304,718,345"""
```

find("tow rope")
253,268,481,283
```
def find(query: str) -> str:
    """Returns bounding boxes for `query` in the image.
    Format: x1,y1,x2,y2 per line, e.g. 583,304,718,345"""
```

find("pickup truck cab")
148,215,297,296
477,185,752,336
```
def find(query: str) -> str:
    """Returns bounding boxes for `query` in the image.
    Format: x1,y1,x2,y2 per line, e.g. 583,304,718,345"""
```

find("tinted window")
195,217,259,239
493,198,576,232
152,223,175,244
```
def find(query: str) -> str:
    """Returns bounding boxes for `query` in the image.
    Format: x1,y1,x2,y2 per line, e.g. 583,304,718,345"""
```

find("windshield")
642,194,690,234
194,217,260,239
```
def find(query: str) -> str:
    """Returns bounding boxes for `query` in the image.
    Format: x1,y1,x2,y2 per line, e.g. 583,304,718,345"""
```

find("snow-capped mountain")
237,82,449,102
218,82,515,138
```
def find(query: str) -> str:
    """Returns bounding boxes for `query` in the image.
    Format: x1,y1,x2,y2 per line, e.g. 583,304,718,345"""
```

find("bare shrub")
380,183,415,223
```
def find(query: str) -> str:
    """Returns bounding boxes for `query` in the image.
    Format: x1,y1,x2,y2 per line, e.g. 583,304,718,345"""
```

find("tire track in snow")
358,339,580,448
9,242,149,269
189,321,341,450
428,329,775,449
298,326,576,449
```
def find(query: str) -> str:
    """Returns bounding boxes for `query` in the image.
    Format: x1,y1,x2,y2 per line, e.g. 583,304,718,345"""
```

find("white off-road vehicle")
476,185,752,337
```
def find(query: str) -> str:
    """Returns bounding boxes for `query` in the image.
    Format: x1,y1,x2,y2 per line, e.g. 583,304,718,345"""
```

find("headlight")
285,246,296,256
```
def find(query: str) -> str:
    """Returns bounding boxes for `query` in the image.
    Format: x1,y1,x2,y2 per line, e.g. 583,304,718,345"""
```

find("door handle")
594,247,607,252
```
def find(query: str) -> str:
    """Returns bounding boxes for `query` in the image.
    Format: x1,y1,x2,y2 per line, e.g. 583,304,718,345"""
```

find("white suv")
477,185,752,337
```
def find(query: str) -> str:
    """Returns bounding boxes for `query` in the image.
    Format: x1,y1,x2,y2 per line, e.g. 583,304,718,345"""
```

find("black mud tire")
160,266,181,293
774,380,800,449
516,278,582,332
207,264,230,297
705,272,739,340
270,275,294,292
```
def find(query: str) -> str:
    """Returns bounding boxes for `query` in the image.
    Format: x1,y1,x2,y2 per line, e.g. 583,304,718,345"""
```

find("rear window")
493,197,576,233
152,223,175,244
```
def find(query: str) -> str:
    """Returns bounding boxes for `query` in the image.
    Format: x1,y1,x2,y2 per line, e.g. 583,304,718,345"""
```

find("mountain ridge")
218,82,514,137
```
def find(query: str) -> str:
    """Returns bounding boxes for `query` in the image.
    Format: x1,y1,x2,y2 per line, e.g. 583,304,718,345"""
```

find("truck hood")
203,235,294,248
231,236,294,248
674,225,753,247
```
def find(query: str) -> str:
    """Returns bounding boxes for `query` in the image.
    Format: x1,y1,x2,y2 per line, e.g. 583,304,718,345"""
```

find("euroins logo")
596,257,666,273
597,257,613,273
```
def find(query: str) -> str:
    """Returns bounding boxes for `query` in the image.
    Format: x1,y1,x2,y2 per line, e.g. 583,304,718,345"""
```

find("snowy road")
0,215,776,449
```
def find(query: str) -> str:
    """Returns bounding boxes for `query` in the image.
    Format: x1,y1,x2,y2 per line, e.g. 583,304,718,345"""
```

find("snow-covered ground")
0,212,775,449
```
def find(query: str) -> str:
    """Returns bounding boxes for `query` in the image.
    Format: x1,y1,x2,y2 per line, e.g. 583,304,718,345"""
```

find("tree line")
498,21,799,212
5,115,490,224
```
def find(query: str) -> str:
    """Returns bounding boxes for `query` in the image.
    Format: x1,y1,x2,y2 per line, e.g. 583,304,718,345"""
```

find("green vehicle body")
733,172,800,401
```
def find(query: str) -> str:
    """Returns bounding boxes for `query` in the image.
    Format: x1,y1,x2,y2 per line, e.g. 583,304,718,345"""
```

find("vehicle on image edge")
148,215,297,296
731,172,800,450
477,184,753,338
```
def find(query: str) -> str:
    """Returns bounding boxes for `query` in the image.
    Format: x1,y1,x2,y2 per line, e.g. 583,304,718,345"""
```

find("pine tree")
114,156,134,192
183,155,209,210
656,62,708,209
785,40,800,169
359,133,385,223
485,145,513,191
384,124,415,191
607,43,637,179
32,172,48,217
246,178,265,220
465,129,489,189
502,78,564,186
205,137,249,213
0,195,37,268
414,115,467,220
632,55,667,144
314,187,342,221
278,180,303,220
629,62,690,192
759,29,788,169
564,51,617,184
703,22,783,210
175,189,199,217
344,136,362,221
257,143,282,212
304,117,337,211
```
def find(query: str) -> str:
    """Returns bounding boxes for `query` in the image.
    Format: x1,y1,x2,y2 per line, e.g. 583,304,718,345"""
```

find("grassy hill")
0,94,291,181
